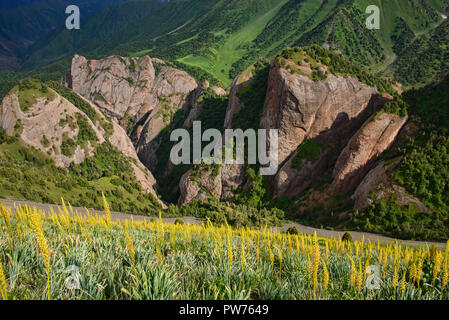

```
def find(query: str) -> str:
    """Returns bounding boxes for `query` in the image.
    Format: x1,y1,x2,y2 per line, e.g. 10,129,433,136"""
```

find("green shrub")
292,139,325,171
174,218,185,225
286,226,299,235
60,135,77,157
342,232,352,242
17,78,55,111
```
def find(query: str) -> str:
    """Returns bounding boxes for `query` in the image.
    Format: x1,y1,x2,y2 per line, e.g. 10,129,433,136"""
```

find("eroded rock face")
70,54,197,172
178,166,222,206
221,163,247,201
260,60,379,166
219,67,266,200
223,70,253,129
352,161,429,213
329,112,408,195
0,89,104,167
352,161,390,210
70,54,196,135
183,80,210,128
134,91,190,170
71,55,156,120
258,60,389,198
274,148,331,198
0,86,165,207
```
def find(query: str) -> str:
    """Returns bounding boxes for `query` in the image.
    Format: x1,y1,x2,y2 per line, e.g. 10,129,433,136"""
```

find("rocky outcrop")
219,65,265,200
71,55,156,120
258,59,390,198
329,112,408,195
178,166,222,206
259,59,379,166
352,161,429,212
70,54,197,172
221,163,247,201
351,161,389,210
274,147,331,198
182,80,210,128
0,83,165,207
223,68,254,129
0,87,103,167
70,54,197,136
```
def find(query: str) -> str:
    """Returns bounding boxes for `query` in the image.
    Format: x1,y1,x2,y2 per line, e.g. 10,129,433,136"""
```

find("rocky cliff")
71,55,196,122
178,47,411,216
0,79,164,207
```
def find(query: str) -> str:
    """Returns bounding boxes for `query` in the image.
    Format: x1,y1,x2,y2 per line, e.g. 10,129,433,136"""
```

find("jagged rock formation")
70,54,199,172
329,112,408,196
70,54,196,134
178,49,412,215
1,86,102,167
260,59,379,166
0,80,165,207
178,166,222,206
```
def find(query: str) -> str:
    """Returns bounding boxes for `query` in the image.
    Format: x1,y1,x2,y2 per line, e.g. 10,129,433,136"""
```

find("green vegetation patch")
280,45,396,95
375,96,408,118
75,113,98,148
349,76,449,241
0,139,161,215
292,139,326,171
46,81,98,123
17,78,55,112
172,196,285,228
40,135,50,148
60,133,77,157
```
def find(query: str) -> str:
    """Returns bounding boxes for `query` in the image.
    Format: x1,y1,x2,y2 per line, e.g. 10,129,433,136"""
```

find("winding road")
1,198,446,249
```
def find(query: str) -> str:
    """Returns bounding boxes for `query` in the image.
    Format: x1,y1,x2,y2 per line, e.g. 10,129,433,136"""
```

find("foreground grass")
0,198,448,300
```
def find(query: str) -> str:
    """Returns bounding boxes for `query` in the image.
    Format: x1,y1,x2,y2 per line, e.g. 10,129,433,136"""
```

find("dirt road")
1,198,445,249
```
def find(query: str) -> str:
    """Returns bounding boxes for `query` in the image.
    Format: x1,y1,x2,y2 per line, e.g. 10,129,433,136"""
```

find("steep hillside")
119,0,448,86
0,0,130,70
388,18,449,87
0,78,164,214
4,0,448,89
347,76,449,240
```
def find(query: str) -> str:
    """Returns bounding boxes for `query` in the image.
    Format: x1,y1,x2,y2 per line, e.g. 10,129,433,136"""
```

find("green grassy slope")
2,0,448,89
388,19,449,87
177,0,288,85
123,0,449,86
0,0,129,70
0,137,162,215
20,0,165,70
